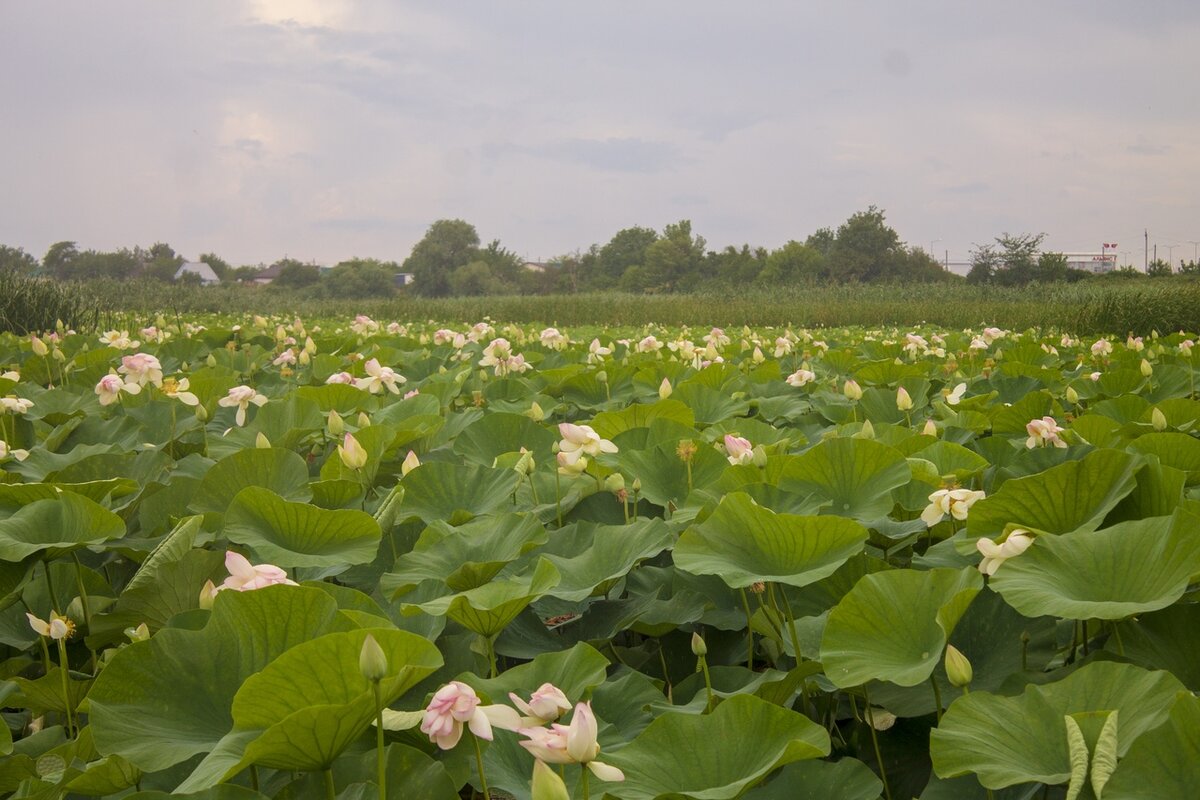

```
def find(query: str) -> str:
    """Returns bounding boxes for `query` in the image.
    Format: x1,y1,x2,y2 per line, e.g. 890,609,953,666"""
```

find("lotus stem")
485,634,498,679
324,768,336,800
1110,622,1125,655
70,553,98,673
699,654,715,714
930,675,943,724
472,732,492,800
372,682,386,800
527,473,540,506
581,765,591,800
57,638,74,738
862,685,893,800
739,588,754,671
554,469,563,527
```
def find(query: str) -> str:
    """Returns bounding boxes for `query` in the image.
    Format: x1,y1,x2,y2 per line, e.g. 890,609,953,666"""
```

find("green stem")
699,655,715,713
554,469,563,527
57,638,74,738
739,588,754,671
527,473,540,506
373,682,386,800
70,553,97,672
1111,621,1125,656
581,765,591,800
324,768,336,800
685,459,693,494
862,685,893,800
657,642,672,696
486,635,498,679
472,733,492,800
42,562,60,613
930,675,943,724
250,765,259,792
775,583,811,715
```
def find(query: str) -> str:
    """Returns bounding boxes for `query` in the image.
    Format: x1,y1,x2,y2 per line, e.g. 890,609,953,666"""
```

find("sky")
2,1,1199,271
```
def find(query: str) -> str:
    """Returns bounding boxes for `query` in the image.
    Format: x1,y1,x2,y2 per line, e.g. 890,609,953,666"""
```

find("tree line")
2,208,1195,298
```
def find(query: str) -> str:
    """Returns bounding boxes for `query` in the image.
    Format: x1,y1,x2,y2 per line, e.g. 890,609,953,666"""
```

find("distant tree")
0,245,39,274
66,249,140,281
826,207,905,282
199,252,232,281
403,219,481,297
596,227,658,287
1032,252,1068,283
966,244,1000,284
324,258,397,298
274,259,321,288
642,220,706,292
1179,259,1200,276
448,260,504,296
757,241,824,284
1147,258,1173,277
477,240,524,285
805,227,836,257
991,233,1044,286
43,241,79,278
232,265,263,282
141,242,185,282
707,244,767,285
901,247,952,282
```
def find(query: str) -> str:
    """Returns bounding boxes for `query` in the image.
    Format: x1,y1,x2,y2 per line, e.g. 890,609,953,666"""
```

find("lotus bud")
604,473,625,493
690,631,707,657
944,644,973,688
359,633,389,682
56,318,67,333
922,419,938,437
751,445,768,468
195,404,209,422
52,348,65,362
751,346,765,364
659,378,672,400
304,336,317,354
1065,385,1079,405
206,353,217,367
255,432,271,449
855,419,875,439
896,386,913,411
328,410,345,436
199,580,217,610
339,433,368,470
556,451,587,475
298,350,310,366
125,622,150,643
1152,407,1168,431
596,370,608,384
514,448,535,476
631,477,642,493
30,335,49,357
843,379,862,400
531,759,570,800
401,450,420,476
525,401,545,422
357,411,371,428
1140,358,1153,377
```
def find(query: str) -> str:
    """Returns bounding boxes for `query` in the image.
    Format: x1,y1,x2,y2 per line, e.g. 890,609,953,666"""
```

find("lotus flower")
99,330,139,349
976,530,1034,576
338,433,368,470
218,385,268,426
723,434,754,466
96,373,143,406
896,387,913,411
0,396,34,415
510,683,572,725
219,551,297,592
557,423,617,466
0,440,30,461
944,382,967,405
517,702,625,782
1025,416,1066,449
160,377,199,407
420,681,520,750
786,369,815,387
27,611,74,640
354,358,406,395
921,488,986,527
843,379,862,400
118,353,164,387
325,371,355,385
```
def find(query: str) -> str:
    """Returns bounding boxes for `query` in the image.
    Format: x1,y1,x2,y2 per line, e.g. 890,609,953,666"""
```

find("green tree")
826,207,904,282
1147,258,1173,277
642,220,706,292
232,265,263,282
805,227,836,257
323,258,398,298
43,241,79,278
596,226,658,287
0,245,39,275
477,240,524,285
448,260,504,296
274,259,321,288
1032,252,1068,283
199,252,232,281
966,244,999,284
758,241,824,284
991,232,1044,286
140,242,185,282
403,219,481,297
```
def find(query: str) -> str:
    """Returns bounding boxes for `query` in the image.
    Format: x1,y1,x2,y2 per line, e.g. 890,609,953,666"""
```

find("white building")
174,261,220,285
1060,252,1117,274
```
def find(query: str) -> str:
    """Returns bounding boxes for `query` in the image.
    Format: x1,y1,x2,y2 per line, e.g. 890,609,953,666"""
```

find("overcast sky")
2,1,1199,270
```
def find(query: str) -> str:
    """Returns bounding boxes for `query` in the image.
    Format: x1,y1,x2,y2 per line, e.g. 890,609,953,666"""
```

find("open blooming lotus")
355,358,406,395
586,338,611,364
540,327,569,350
95,373,141,406
1025,416,1066,448
27,611,74,640
786,368,815,387
1091,339,1112,357
723,434,754,465
420,681,520,750
160,377,199,406
0,440,30,461
517,702,624,782
1,396,34,414
218,385,268,426
510,683,572,725
944,382,967,405
638,335,663,353
118,353,163,387
557,423,617,466
219,551,297,592
976,530,1034,576
921,488,986,527
99,330,139,350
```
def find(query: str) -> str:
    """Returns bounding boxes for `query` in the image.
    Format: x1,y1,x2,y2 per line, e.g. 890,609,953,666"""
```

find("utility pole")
1144,229,1149,271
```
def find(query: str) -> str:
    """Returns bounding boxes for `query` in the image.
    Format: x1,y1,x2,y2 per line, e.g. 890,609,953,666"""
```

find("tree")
140,242,185,282
826,207,904,282
199,252,232,281
403,219,481,297
596,227,658,287
232,265,263,282
477,240,524,285
642,220,706,292
448,261,504,296
274,259,321,288
758,241,825,284
1032,252,1068,283
323,258,397,298
991,233,1044,286
0,245,39,275
1147,258,1173,277
966,244,999,285
43,241,79,278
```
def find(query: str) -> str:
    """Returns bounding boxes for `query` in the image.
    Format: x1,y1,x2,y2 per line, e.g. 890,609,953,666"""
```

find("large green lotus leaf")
590,399,697,440
989,391,1054,435
1107,603,1200,690
126,789,268,800
179,629,441,789
452,412,556,465
191,448,312,514
248,394,324,450
0,557,35,613
613,441,727,509
224,486,381,568
912,440,990,480
675,492,868,589
782,437,912,520
820,567,983,688
990,511,1200,620
397,462,520,526
742,758,883,800
467,642,610,703
930,661,1185,789
1103,455,1185,523
380,513,548,596
318,423,396,483
965,448,1139,540
403,558,560,637
671,383,751,425
294,383,374,414
88,585,355,773
1102,692,1200,799
606,694,830,800
95,548,225,641
1128,431,1200,482
0,492,125,560
536,518,675,601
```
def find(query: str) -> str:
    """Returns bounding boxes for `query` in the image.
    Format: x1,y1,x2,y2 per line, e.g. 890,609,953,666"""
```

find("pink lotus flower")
354,358,406,395
517,702,624,782
95,373,140,406
218,385,267,426
557,423,617,466
510,683,571,725
786,369,815,387
219,551,297,592
325,371,355,385
420,681,520,750
723,434,754,465
118,353,163,387
1025,416,1066,449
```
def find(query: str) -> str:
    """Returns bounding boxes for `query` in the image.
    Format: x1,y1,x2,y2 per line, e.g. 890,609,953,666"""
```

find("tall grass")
85,279,1200,334
0,270,101,335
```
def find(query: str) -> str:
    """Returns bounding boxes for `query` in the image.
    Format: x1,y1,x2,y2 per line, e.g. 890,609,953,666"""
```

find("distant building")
394,272,415,287
250,263,285,285
174,261,220,285
523,261,549,273
1060,252,1117,274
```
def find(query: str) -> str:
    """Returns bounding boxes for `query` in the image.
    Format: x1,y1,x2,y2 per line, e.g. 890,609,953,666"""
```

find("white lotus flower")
976,530,1034,575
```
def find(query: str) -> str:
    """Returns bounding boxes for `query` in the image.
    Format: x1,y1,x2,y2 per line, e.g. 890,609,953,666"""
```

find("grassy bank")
87,278,1200,334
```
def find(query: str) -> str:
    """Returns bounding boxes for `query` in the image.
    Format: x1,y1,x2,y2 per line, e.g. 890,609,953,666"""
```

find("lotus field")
3,316,1200,800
